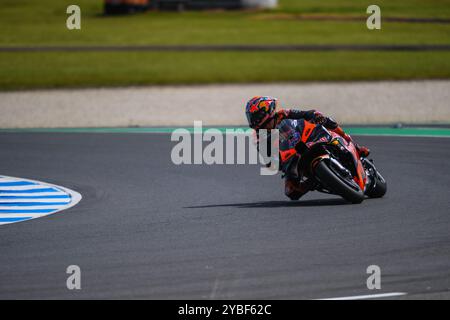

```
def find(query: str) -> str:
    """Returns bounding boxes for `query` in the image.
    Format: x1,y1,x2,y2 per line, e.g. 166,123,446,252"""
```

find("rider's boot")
285,177,315,201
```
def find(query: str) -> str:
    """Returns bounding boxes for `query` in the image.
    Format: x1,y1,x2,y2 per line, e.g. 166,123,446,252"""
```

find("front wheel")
314,160,365,204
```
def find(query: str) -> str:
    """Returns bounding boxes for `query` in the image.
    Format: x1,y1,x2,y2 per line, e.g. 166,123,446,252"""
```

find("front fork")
362,158,378,194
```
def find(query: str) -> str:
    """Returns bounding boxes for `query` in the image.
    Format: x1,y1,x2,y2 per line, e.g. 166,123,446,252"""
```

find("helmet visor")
247,110,270,128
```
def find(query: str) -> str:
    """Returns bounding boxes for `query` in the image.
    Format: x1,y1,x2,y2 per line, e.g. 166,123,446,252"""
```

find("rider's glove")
275,109,290,124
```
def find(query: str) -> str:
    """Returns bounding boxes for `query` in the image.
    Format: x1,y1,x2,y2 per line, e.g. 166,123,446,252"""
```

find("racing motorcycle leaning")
277,119,387,203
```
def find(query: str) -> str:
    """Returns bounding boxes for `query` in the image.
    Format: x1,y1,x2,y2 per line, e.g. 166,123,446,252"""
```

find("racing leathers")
255,108,369,200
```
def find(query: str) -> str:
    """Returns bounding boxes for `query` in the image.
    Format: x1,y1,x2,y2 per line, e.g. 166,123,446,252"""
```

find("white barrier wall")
242,0,278,8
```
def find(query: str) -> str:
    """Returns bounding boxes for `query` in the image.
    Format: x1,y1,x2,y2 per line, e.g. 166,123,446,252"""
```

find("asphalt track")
0,133,449,299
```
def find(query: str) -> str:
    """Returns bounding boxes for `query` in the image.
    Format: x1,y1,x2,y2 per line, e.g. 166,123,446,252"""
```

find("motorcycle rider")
245,96,370,200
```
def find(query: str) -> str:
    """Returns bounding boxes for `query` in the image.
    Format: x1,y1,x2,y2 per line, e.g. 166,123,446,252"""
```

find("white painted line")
0,185,54,191
0,205,69,209
0,198,70,203
0,213,54,218
0,192,67,196
318,292,407,300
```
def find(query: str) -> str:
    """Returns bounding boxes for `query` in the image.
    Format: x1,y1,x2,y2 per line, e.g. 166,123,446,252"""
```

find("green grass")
278,0,450,18
0,0,450,89
1,51,449,90
1,0,449,46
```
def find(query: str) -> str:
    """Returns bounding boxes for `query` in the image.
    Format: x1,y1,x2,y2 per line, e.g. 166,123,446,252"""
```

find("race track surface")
0,133,449,299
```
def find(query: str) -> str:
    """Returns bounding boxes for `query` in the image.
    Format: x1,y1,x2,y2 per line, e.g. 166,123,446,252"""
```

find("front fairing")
278,119,332,176
278,119,366,190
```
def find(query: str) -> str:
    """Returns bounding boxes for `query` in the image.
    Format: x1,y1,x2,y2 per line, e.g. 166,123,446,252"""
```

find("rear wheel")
363,159,387,198
314,160,365,204
366,171,387,198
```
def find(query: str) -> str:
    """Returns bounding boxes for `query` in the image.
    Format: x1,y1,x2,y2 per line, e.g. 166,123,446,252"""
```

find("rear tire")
366,172,387,198
314,161,365,204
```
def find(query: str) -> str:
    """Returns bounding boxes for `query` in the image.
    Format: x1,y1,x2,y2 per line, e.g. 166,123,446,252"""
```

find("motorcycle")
278,119,387,203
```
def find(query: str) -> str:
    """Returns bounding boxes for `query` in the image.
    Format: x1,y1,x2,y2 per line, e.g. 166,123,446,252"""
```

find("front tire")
314,160,365,204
